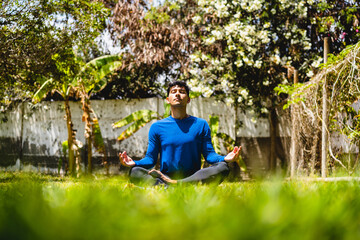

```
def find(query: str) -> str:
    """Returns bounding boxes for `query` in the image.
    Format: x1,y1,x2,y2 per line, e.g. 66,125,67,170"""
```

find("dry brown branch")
290,42,360,176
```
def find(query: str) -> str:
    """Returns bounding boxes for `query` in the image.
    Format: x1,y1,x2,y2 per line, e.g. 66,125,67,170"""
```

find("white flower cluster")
188,78,214,97
306,70,314,78
239,0,265,12
238,88,249,100
306,56,324,78
311,57,323,68
261,107,269,114
270,55,281,64
279,0,292,10
294,1,308,18
211,29,223,40
198,0,207,7
187,0,318,106
213,0,230,18
192,15,202,24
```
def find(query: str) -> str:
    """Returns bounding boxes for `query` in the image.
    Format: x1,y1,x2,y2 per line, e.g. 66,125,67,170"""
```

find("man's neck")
171,107,188,120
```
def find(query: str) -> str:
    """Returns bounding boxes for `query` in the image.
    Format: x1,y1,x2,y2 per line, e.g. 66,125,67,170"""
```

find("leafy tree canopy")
106,0,360,116
180,0,360,115
0,0,110,110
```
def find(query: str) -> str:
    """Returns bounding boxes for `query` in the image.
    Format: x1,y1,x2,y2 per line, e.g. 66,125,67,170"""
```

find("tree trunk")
64,97,75,176
87,130,92,174
269,108,277,171
290,69,299,177
321,37,330,177
82,93,92,174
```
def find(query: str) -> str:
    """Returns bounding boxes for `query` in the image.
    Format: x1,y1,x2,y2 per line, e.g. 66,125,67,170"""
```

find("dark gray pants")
129,161,230,186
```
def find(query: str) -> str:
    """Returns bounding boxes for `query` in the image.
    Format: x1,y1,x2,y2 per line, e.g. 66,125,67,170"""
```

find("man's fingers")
119,151,135,167
224,146,242,162
233,146,238,153
233,146,241,160
119,151,128,164
122,151,132,164
234,146,241,153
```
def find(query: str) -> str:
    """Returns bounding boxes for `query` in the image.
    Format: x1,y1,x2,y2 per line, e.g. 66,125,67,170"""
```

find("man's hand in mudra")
224,146,242,163
119,151,135,167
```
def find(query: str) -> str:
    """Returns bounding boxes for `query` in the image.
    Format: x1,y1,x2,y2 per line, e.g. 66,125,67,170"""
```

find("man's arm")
202,121,241,163
119,124,160,169
201,121,225,164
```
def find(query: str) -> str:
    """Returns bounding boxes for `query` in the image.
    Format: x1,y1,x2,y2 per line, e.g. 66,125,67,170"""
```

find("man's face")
166,85,190,107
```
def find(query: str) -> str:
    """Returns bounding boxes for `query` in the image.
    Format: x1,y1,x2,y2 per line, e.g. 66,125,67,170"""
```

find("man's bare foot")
148,169,178,184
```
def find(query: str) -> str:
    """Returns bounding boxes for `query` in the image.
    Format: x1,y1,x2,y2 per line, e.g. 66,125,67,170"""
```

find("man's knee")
129,166,149,179
212,161,230,176
203,161,230,183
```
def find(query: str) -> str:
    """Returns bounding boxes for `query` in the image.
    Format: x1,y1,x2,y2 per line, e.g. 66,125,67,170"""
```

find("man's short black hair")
167,81,190,97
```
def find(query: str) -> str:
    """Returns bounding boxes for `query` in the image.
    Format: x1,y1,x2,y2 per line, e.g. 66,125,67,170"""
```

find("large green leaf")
77,54,122,93
209,115,221,154
112,110,158,128
237,156,247,173
163,100,171,118
216,133,235,150
216,132,247,172
117,117,158,141
209,115,247,172
113,109,158,141
32,79,53,103
92,115,106,155
62,140,68,157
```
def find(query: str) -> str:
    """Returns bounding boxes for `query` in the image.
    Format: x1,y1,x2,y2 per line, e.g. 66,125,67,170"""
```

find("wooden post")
19,102,25,167
65,98,75,176
321,37,330,178
290,69,299,178
269,108,277,171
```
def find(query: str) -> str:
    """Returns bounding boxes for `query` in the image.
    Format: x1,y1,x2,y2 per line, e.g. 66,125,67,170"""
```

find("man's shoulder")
150,117,173,127
152,116,207,125
157,116,173,123
192,115,205,121
189,116,207,124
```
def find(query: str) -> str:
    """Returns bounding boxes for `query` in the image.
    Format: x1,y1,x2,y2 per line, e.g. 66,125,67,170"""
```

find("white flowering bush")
168,0,358,120
177,0,317,116
122,0,360,118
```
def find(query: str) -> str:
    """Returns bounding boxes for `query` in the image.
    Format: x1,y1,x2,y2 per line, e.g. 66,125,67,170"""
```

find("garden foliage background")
2,1,360,239
1,0,360,176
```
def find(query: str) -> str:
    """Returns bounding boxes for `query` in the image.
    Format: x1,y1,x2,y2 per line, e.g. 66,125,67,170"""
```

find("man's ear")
166,97,170,104
187,97,191,103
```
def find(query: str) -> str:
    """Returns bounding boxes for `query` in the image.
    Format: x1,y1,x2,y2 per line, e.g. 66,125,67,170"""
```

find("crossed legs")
129,161,230,186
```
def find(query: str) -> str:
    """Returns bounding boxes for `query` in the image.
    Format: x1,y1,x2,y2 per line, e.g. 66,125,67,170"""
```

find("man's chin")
171,103,185,107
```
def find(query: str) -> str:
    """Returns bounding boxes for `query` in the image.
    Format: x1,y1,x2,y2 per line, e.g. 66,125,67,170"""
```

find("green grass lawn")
1,172,360,240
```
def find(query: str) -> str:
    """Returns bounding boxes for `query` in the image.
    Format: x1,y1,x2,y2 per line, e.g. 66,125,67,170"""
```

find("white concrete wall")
0,98,291,172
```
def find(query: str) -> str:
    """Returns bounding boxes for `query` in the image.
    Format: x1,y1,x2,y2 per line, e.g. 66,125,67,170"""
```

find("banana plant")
33,53,122,176
113,100,171,141
33,52,80,176
76,54,122,174
91,114,108,173
209,115,247,172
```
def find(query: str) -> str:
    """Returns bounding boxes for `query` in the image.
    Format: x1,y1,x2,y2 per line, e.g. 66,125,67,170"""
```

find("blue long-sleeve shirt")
134,115,225,177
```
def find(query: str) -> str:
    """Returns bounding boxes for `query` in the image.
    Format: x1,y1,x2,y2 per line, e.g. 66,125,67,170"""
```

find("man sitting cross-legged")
119,81,241,185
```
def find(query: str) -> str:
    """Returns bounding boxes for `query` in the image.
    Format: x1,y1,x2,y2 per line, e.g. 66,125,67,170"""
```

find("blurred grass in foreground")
1,172,360,240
